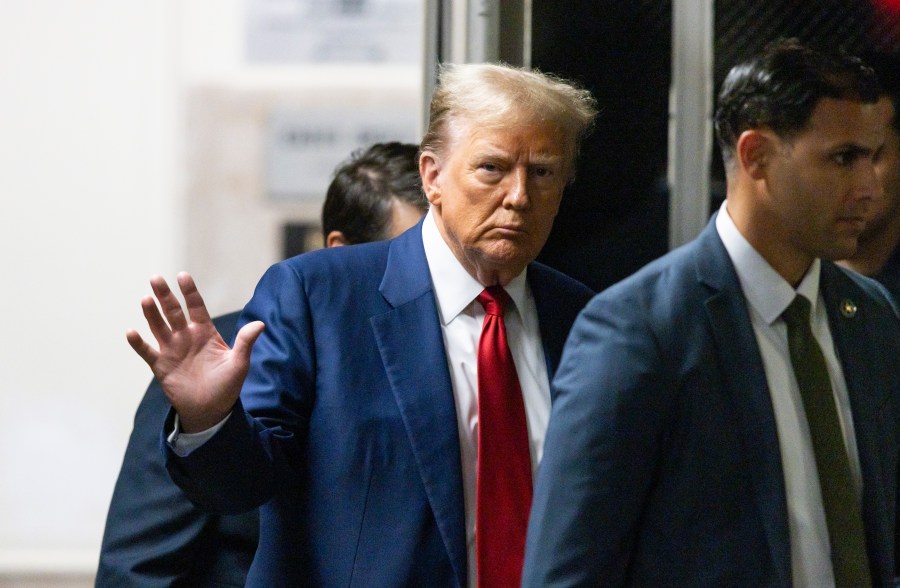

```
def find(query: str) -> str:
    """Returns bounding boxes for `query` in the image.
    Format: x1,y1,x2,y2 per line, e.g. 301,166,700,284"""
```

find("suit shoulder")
245,240,399,326
279,240,391,274
572,239,719,354
529,261,595,303
258,240,392,294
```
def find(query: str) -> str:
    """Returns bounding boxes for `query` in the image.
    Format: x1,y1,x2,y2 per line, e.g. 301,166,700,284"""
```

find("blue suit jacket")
523,218,900,587
874,243,900,306
98,312,258,587
166,222,593,587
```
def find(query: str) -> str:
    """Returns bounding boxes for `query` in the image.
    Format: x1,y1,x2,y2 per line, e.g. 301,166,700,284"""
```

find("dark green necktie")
782,295,871,587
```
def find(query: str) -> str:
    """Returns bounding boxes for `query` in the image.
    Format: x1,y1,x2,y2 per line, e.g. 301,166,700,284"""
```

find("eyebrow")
474,149,563,163
831,143,877,157
528,154,564,166
472,143,566,168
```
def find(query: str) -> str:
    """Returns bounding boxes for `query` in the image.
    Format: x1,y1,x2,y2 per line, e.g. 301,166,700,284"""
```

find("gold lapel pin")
840,298,857,318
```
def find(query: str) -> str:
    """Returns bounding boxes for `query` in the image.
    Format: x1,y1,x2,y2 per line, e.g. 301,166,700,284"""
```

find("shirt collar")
715,201,821,325
421,209,528,325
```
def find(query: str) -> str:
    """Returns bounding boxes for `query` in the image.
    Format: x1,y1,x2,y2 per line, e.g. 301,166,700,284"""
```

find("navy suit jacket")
523,217,900,587
165,222,593,587
97,311,258,587
874,243,900,306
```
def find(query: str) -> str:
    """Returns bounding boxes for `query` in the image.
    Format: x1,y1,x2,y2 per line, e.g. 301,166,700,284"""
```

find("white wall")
0,0,177,574
0,0,421,579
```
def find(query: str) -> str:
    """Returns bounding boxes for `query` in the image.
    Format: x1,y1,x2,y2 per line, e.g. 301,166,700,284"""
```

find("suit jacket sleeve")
97,312,257,587
165,263,315,515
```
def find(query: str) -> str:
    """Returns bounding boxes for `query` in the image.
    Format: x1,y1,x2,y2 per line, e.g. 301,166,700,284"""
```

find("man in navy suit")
98,311,252,588
523,39,900,586
126,63,597,587
98,142,428,587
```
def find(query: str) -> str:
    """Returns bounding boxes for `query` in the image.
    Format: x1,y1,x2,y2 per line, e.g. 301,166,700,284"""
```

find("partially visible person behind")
839,51,900,302
523,39,900,587
96,141,426,587
322,142,426,247
126,63,596,587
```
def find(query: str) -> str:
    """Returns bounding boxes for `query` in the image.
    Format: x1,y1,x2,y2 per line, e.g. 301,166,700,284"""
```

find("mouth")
836,217,867,233
493,224,527,236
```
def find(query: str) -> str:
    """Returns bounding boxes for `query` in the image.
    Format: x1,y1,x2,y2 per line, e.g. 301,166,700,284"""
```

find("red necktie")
475,286,533,587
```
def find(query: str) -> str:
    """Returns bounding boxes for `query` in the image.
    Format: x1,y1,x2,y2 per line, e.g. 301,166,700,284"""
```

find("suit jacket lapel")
529,264,570,377
370,223,467,587
693,220,792,585
820,263,893,581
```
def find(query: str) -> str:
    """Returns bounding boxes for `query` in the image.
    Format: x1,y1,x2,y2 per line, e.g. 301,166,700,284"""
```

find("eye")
832,151,851,166
530,164,560,180
480,162,500,173
830,146,870,167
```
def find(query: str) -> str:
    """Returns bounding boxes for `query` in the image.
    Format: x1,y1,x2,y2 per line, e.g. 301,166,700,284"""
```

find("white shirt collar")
421,209,528,325
715,201,821,325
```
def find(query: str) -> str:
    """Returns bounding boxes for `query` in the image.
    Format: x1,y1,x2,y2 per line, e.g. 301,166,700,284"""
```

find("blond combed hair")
421,62,598,179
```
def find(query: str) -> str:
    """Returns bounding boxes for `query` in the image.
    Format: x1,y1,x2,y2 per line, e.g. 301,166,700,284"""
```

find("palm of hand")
126,272,265,433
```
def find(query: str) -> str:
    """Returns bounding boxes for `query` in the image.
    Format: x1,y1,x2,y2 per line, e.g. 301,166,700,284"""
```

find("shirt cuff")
166,412,231,457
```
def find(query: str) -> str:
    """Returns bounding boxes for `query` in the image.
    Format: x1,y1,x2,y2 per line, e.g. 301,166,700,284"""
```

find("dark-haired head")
715,38,880,173
321,142,427,245
861,49,900,134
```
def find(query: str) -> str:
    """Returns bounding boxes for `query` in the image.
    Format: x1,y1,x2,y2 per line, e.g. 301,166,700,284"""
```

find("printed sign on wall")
246,0,422,64
265,102,420,201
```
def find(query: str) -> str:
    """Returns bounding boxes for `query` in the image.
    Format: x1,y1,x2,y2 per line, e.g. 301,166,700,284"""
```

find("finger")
150,275,189,331
140,295,173,345
231,321,265,371
126,329,160,368
176,271,213,325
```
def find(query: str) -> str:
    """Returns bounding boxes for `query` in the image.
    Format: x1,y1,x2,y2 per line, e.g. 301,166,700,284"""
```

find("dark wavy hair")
715,38,879,170
862,49,900,134
321,142,426,245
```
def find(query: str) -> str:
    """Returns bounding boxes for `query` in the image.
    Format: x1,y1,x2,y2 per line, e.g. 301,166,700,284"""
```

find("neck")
463,257,523,288
725,194,813,288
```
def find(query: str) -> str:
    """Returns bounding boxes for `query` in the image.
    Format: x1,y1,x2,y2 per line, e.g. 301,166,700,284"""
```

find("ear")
419,150,443,206
326,230,349,248
736,129,772,180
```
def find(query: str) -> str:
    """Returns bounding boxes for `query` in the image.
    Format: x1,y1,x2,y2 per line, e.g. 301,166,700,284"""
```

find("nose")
504,167,529,209
855,159,878,203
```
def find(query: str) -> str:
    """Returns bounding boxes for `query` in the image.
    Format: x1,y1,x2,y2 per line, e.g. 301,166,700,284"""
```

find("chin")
822,240,859,261
483,242,534,264
478,252,531,278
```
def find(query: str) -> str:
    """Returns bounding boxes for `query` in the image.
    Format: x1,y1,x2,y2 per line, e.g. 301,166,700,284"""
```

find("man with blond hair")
127,63,596,586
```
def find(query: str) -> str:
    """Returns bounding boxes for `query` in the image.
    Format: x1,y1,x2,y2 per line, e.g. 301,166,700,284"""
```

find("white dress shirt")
171,210,552,587
716,203,862,588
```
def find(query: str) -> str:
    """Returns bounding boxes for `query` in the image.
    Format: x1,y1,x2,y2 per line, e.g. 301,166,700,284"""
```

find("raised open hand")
126,272,265,433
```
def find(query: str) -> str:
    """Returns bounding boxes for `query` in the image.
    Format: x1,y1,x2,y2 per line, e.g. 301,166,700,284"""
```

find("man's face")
865,96,900,242
759,97,883,269
420,119,569,285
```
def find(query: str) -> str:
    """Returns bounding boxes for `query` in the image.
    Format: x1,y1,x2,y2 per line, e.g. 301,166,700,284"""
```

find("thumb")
232,320,265,368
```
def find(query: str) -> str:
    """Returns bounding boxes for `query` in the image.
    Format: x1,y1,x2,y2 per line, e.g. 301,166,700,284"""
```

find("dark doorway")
532,1,672,293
